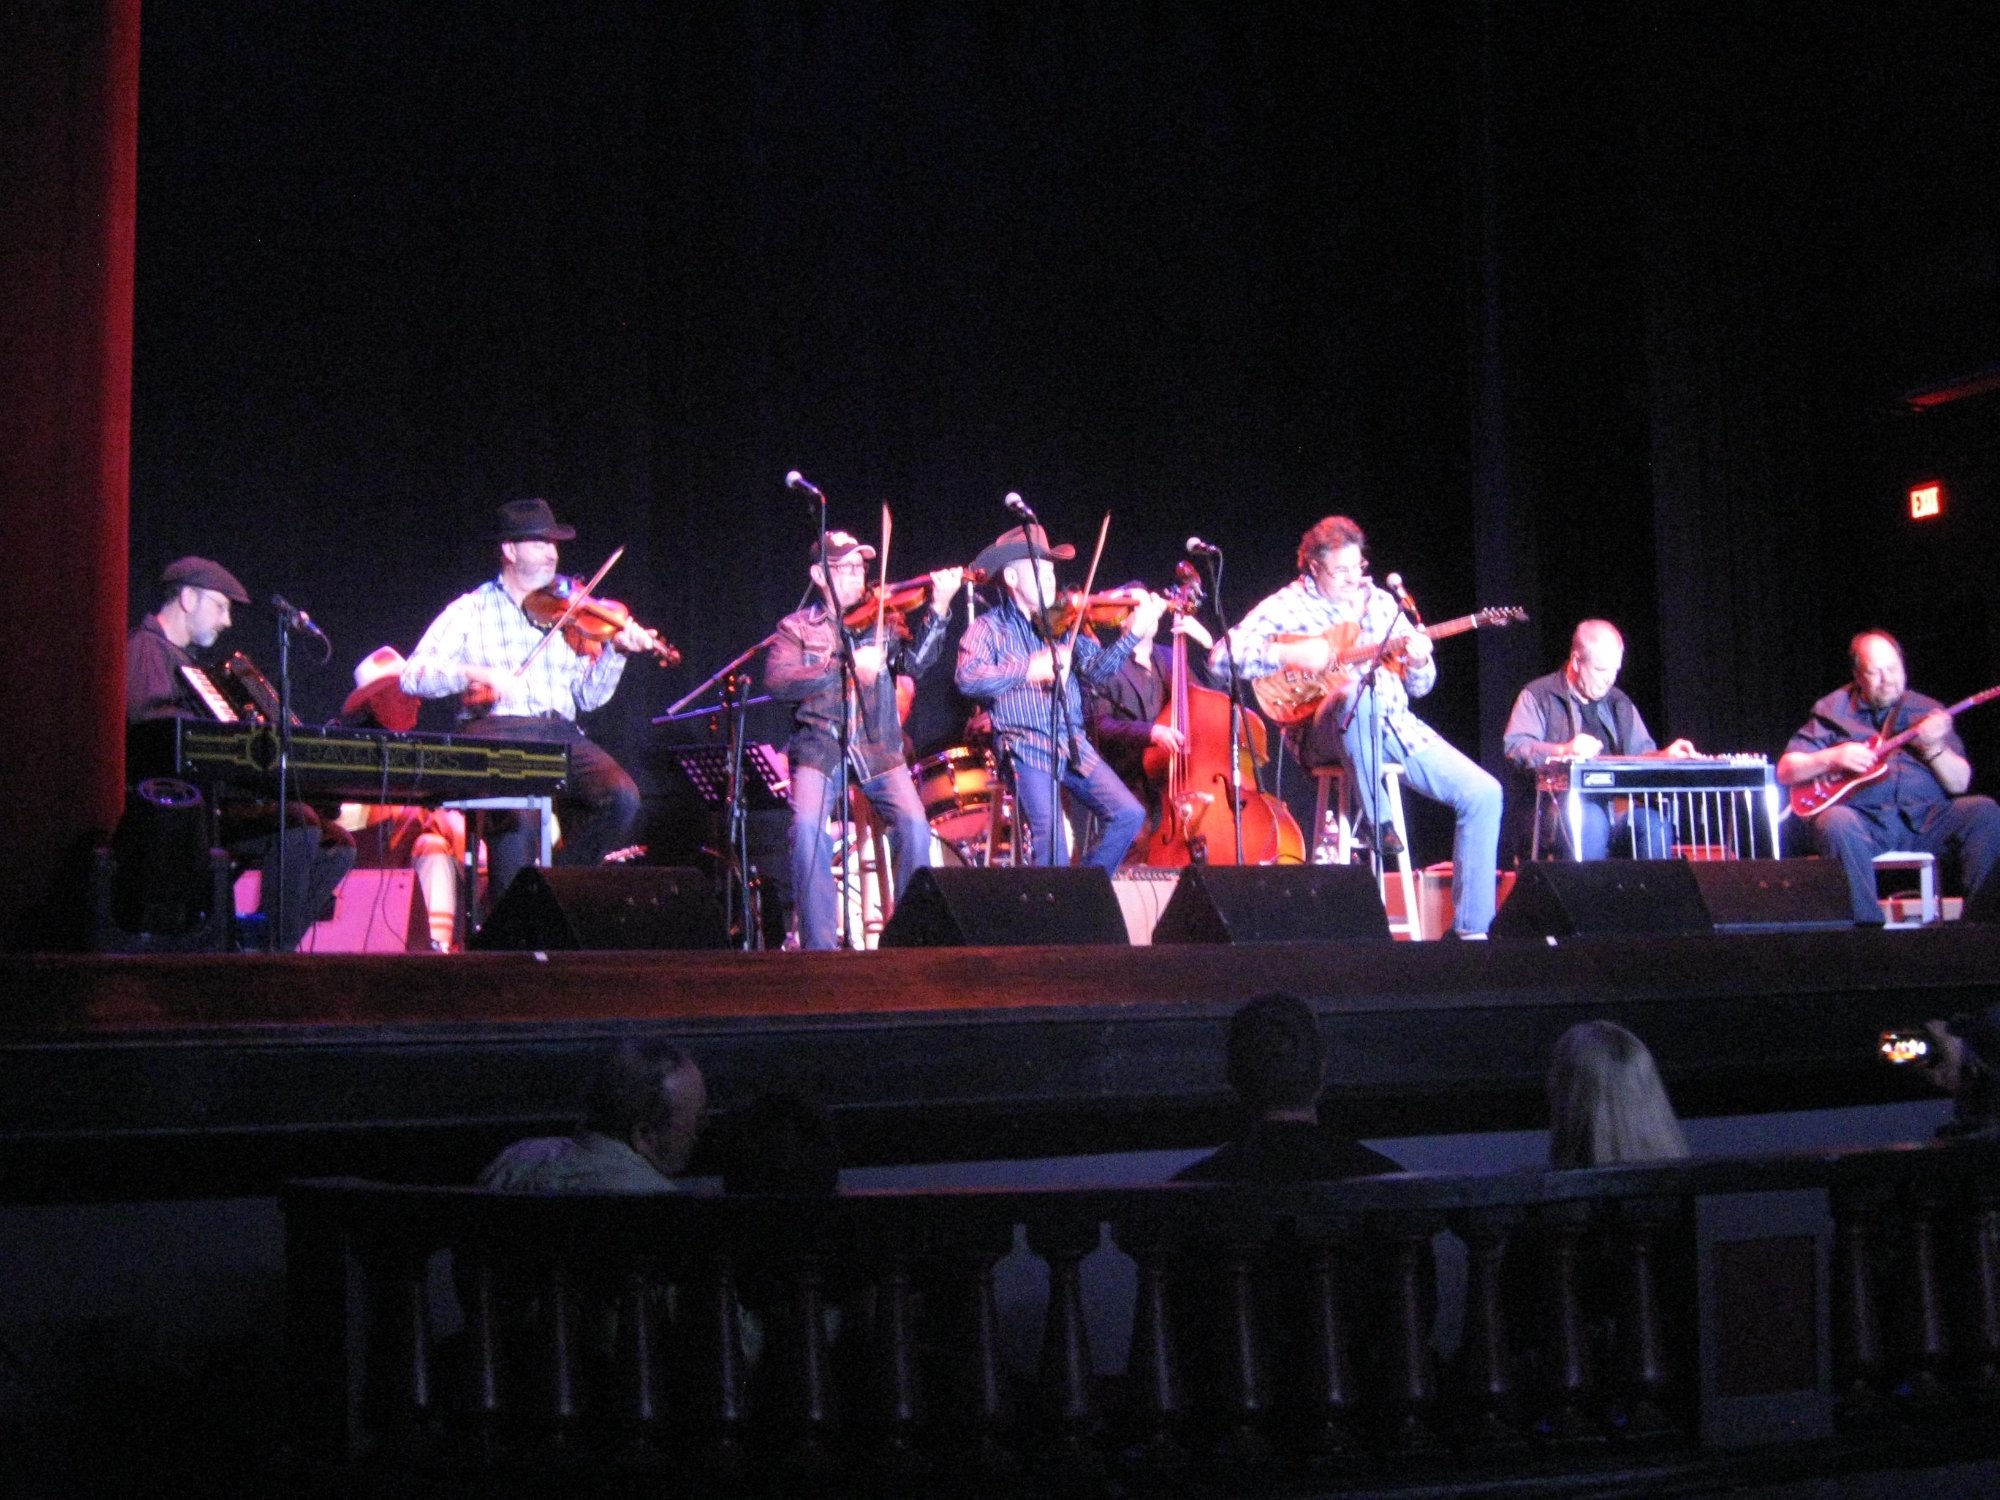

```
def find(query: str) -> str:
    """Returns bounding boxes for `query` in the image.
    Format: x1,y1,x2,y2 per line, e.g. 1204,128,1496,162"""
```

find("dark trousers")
458,717,642,907
222,802,357,951
1808,794,2000,925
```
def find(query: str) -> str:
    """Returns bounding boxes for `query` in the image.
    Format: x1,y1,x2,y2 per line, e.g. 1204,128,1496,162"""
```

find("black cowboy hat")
489,497,577,542
971,523,1075,579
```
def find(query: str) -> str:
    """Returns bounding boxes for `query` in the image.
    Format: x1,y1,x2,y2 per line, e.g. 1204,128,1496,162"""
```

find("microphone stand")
658,633,781,949
1011,501,1070,867
810,499,862,948
1340,580,1411,883
273,613,292,952
1203,551,1249,865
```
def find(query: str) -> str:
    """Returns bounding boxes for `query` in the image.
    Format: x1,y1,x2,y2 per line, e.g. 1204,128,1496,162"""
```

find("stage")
4,923,1993,1204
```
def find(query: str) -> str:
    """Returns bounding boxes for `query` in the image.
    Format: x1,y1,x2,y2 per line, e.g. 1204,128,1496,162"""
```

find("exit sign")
1909,483,1944,521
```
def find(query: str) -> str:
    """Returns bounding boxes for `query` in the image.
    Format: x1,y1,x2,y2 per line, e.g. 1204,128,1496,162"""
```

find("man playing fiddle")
765,530,963,950
956,524,1163,872
401,498,652,908
1220,516,1501,937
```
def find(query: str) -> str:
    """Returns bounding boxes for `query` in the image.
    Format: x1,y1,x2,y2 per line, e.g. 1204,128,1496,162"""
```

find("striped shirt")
956,598,1138,775
402,577,627,722
1222,573,1439,754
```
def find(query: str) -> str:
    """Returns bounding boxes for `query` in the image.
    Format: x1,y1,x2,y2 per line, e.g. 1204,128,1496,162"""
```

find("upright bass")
1143,567,1305,867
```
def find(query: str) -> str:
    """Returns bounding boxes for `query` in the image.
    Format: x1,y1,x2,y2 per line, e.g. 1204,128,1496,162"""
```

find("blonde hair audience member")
1547,1020,1689,1168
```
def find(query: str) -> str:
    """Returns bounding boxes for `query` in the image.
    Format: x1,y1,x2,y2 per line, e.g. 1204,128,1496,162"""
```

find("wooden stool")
1309,763,1422,941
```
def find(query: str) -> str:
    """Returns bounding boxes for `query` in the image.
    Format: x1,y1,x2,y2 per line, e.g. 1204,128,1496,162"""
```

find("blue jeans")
790,761,933,950
1010,754,1147,874
1309,688,1503,935
1808,794,2000,926
1564,800,1676,861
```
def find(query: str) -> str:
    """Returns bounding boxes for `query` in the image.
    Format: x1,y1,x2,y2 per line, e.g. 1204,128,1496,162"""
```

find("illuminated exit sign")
1909,482,1945,521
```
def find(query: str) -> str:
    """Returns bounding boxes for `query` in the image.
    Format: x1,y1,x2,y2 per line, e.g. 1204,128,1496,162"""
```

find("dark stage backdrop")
127,2,2000,859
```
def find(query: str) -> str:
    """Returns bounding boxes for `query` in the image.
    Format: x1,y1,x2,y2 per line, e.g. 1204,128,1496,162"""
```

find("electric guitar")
1250,606,1527,726
1788,683,2000,818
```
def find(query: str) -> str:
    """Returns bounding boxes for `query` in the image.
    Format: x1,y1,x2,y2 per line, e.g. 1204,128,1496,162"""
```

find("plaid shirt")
1223,573,1439,754
402,577,627,722
956,597,1138,775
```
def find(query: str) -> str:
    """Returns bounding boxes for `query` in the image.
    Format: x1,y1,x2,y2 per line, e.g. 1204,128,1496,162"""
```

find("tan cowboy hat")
342,645,421,732
971,523,1075,579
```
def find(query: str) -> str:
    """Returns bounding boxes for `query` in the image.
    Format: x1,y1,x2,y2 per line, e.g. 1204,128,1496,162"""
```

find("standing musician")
764,530,963,950
956,523,1164,872
124,555,357,950
1776,630,2000,926
400,498,651,907
1219,516,1501,937
1503,619,1697,860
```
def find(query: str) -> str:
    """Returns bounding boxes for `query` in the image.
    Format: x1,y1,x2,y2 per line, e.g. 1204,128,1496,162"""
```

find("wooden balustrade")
285,1140,2000,1493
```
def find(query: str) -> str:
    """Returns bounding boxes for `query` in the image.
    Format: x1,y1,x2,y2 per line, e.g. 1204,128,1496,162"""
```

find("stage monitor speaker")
471,866,729,951
1967,873,2000,925
1152,865,1391,944
878,867,1129,947
1687,858,1855,935
1490,860,1714,939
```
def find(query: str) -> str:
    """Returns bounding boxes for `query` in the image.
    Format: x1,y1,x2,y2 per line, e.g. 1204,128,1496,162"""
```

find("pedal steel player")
765,530,963,950
955,523,1163,872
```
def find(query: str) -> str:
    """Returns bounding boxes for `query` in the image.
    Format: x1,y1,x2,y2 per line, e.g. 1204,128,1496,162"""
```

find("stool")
1309,763,1422,941
844,786,895,948
441,795,556,946
1873,850,1938,928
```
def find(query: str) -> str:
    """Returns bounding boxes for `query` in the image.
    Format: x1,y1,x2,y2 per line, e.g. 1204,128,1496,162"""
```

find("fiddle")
522,574,682,667
841,568,989,634
1035,585,1154,639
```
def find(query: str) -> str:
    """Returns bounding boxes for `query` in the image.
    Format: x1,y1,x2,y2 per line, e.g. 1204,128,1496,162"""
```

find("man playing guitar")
1776,630,2000,925
1219,516,1502,937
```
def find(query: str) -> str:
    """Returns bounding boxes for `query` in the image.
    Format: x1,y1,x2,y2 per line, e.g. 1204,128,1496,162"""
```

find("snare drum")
913,746,999,843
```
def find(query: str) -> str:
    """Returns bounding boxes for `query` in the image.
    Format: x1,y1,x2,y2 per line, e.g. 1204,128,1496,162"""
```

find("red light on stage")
1908,483,1944,521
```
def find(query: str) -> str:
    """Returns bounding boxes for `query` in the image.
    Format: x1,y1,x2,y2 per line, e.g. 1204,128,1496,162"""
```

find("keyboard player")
1503,619,1697,860
124,556,356,949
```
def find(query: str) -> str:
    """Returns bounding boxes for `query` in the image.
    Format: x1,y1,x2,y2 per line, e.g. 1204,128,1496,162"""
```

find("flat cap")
161,556,250,604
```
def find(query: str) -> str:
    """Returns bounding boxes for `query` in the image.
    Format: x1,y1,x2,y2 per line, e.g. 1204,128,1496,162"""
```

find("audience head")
1547,1020,1688,1169
1226,992,1326,1120
582,1040,707,1176
720,1091,841,1195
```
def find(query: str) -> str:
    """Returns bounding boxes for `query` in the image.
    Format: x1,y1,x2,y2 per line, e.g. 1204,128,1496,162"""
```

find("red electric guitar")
1789,683,2000,818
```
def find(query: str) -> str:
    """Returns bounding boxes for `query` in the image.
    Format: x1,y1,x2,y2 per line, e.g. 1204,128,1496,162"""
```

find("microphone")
1384,572,1423,626
1003,491,1034,521
271,594,329,642
1185,536,1223,559
785,470,826,501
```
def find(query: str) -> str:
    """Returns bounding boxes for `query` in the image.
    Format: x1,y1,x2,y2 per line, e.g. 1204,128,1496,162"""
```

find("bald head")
1849,631,1906,711
1567,620,1625,703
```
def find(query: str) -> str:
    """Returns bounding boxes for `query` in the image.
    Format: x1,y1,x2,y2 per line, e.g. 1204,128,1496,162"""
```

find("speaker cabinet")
1152,865,1391,944
878,867,1129,947
1687,859,1855,934
471,866,729,950
1490,860,1714,939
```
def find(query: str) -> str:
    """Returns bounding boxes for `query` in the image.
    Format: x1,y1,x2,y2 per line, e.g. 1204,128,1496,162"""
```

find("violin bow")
516,543,625,677
873,503,892,658
1061,512,1113,661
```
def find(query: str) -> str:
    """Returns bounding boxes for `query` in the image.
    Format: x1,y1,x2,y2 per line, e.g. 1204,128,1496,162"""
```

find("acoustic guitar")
1250,606,1527,727
1788,683,2000,818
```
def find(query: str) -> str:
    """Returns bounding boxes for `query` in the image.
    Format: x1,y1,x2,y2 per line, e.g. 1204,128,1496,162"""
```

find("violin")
1036,585,1154,639
522,575,682,667
841,568,988,635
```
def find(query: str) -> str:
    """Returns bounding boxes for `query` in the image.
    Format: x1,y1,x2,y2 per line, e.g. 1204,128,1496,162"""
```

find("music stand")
666,744,789,812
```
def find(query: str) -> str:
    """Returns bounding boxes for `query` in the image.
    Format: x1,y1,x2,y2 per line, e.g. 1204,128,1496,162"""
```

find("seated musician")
1082,579,1216,841
1776,630,2000,926
400,499,651,910
334,646,466,952
1503,619,1696,860
955,524,1163,872
1217,516,1501,937
763,530,962,950
123,556,356,950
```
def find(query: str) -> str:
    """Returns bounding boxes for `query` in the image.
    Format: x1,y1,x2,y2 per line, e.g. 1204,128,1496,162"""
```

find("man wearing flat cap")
401,498,655,908
765,530,962,948
125,556,356,949
956,524,1162,871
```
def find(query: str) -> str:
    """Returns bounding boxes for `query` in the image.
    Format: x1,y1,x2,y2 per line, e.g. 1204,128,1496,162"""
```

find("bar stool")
1873,850,1939,928
1309,762,1422,941
441,795,556,947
